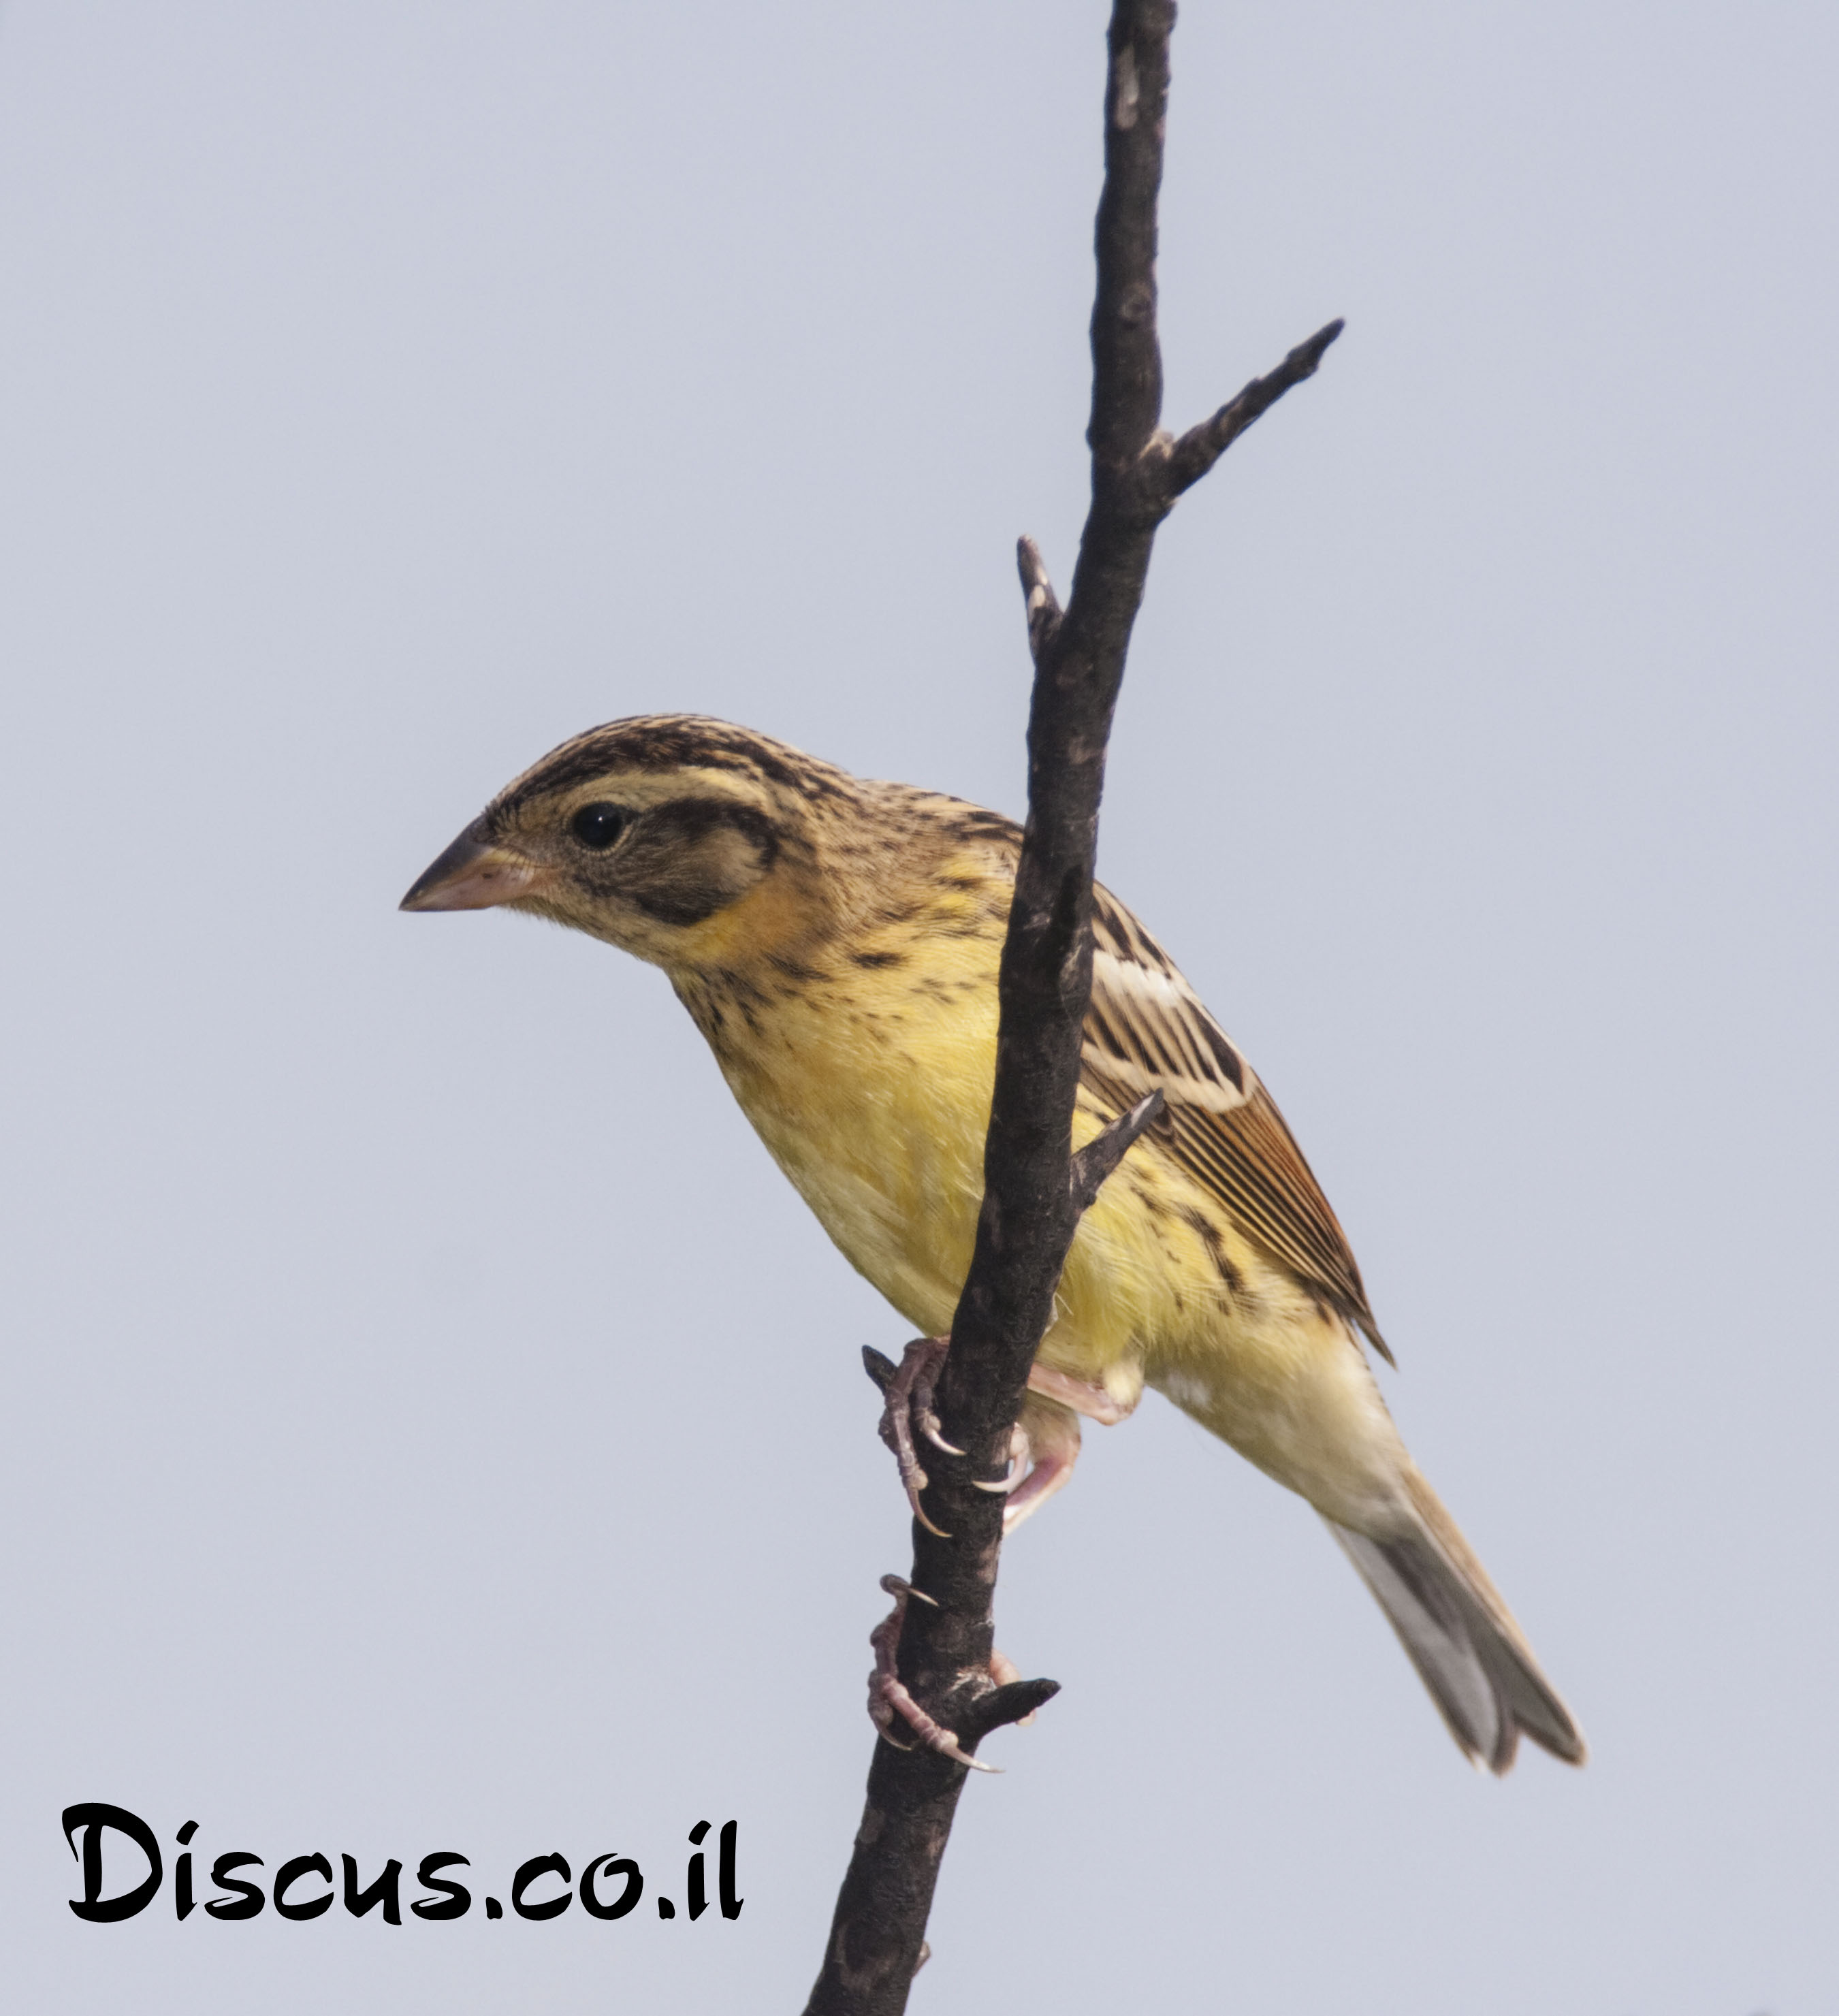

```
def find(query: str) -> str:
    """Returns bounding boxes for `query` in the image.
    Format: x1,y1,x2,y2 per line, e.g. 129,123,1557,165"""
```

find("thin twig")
1162,319,1344,498
1016,536,1063,665
1069,1088,1166,1212
803,5,1340,2008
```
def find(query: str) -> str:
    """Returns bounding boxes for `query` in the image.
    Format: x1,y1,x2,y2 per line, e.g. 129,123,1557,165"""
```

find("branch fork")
867,1576,1057,1776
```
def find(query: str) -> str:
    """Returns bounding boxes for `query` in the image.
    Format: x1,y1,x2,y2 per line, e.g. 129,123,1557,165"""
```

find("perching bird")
402,714,1584,1774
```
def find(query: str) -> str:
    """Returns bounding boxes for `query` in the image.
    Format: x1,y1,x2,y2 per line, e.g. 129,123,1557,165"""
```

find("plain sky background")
2,2,1834,2011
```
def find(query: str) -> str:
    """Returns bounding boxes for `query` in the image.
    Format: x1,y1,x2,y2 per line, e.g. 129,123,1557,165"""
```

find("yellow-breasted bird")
402,714,1584,1774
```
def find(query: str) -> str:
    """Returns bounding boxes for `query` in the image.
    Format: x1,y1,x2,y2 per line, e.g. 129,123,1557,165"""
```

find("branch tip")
1015,537,1062,665
968,1676,1062,1741
1070,1088,1166,1211
1164,314,1347,499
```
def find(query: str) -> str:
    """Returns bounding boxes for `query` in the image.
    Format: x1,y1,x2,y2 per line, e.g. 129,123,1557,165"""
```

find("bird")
402,712,1584,1774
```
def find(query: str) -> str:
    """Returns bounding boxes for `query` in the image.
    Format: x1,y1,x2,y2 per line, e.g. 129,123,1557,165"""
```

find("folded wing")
1083,882,1389,1360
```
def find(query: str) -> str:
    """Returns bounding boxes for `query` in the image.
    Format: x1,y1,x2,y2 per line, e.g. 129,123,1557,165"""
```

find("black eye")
569,802,629,850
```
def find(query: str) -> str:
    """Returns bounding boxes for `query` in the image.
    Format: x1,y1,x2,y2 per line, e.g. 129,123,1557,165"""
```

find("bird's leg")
876,1343,1140,1535
876,1334,963,1537
996,1395,1083,1530
867,1575,1000,1773
986,1372,1143,1530
1025,1362,1140,1426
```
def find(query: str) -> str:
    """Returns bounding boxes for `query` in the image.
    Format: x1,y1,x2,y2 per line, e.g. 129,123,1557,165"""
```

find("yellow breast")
688,928,1213,1410
703,933,998,1334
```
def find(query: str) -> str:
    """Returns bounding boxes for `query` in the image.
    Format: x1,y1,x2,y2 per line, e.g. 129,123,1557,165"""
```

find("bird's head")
400,714,863,970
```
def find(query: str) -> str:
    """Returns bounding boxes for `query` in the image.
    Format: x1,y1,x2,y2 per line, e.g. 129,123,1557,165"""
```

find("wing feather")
1085,884,1389,1360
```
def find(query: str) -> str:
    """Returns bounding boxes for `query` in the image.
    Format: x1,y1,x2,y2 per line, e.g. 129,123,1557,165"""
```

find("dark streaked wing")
1084,884,1388,1360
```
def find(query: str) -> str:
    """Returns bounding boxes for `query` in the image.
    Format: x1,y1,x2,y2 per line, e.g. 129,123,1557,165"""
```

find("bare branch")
804,6,1341,2009
1163,317,1345,498
1069,1087,1166,1213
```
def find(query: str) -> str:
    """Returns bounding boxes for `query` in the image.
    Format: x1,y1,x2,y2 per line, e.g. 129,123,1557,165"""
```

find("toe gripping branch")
860,1354,1059,1772
865,1339,1039,1535
865,1336,961,1537
867,1577,1060,1775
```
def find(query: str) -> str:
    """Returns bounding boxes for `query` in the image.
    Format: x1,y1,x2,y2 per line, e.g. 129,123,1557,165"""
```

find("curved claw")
971,1421,1033,1494
880,1573,937,1607
918,1413,965,1458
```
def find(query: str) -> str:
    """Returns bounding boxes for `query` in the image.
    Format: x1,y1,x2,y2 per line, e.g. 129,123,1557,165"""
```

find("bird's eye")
569,802,628,850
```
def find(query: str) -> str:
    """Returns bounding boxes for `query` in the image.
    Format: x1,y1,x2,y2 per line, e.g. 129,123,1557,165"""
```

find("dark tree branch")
804,5,1340,2009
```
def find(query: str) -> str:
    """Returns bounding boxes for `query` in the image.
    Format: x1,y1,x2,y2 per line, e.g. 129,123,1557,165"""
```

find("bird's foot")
870,1345,1139,1535
965,1416,1066,1530
1000,1439,1076,1529
985,1367,1140,1531
868,1575,1032,1768
876,1335,963,1537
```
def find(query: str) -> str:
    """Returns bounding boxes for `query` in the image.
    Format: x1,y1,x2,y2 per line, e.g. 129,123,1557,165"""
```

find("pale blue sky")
3,3,1835,2011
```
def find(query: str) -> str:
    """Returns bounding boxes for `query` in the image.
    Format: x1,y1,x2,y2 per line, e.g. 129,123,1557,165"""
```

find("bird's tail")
1324,1467,1586,1774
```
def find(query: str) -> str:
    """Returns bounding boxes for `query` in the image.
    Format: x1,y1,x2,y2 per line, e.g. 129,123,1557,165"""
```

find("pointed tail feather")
1324,1468,1586,1774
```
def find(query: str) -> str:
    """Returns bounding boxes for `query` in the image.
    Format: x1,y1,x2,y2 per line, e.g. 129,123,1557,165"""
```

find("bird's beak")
400,830,543,912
